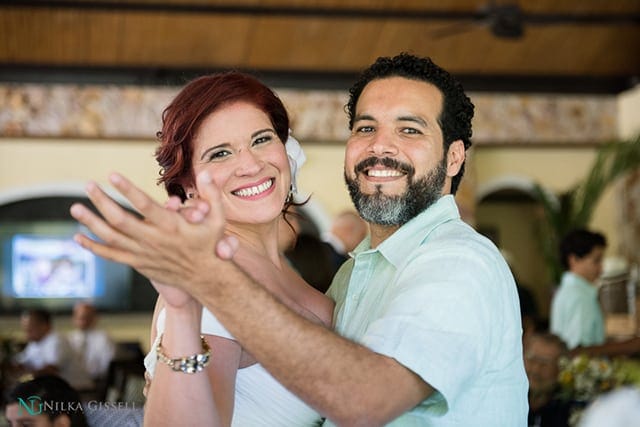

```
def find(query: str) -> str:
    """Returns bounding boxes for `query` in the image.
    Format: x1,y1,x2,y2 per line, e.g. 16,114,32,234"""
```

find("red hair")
155,71,290,200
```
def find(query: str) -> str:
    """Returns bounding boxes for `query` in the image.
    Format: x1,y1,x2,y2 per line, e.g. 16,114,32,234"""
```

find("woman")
70,72,334,426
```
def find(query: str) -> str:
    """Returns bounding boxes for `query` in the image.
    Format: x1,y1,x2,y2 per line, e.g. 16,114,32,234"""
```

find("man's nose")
367,130,399,156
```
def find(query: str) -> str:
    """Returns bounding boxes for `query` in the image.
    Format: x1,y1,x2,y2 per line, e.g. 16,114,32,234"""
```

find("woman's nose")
235,149,263,175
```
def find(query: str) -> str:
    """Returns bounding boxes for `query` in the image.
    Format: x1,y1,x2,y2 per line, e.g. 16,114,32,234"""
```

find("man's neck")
369,224,400,248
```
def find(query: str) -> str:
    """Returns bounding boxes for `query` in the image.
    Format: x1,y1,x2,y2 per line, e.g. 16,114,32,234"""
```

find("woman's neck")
225,221,282,267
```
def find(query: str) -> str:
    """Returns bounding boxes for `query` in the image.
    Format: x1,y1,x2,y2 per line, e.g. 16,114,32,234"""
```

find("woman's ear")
446,140,466,177
184,186,199,200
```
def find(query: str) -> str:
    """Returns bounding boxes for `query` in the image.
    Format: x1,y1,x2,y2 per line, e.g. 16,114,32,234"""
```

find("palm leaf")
532,134,640,283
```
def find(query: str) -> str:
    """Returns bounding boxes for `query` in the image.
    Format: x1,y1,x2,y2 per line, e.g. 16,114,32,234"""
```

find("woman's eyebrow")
200,143,230,161
251,128,275,138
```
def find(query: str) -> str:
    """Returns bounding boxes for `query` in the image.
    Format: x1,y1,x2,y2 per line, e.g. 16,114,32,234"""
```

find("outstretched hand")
69,172,237,294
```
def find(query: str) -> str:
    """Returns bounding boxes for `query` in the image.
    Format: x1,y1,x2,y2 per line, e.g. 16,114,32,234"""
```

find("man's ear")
446,140,466,177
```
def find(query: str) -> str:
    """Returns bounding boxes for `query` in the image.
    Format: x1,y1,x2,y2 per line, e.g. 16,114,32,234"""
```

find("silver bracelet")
156,334,211,374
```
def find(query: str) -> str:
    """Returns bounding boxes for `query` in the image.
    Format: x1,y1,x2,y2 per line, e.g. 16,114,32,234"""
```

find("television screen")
0,221,135,313
10,234,98,299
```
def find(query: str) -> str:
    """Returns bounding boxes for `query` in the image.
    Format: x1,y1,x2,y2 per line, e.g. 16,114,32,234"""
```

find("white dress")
144,308,322,426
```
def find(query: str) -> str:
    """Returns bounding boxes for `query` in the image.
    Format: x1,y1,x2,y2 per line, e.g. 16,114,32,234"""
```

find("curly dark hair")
346,52,474,194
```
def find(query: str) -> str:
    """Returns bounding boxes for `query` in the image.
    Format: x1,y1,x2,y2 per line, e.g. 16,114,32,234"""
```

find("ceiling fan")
431,2,525,40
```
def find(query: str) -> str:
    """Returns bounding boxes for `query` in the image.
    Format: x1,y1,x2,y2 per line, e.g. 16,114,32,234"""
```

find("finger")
70,202,139,254
215,235,240,260
84,181,156,239
108,172,174,226
196,171,224,218
164,196,182,211
72,231,137,266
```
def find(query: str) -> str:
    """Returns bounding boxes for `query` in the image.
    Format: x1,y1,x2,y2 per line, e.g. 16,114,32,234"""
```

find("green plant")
532,134,640,283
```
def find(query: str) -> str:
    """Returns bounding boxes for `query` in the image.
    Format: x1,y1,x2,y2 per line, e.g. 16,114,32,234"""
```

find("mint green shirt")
325,195,528,427
550,271,605,349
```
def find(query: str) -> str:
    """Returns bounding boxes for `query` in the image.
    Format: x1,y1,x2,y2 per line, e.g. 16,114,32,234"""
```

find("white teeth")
233,179,273,197
367,169,403,177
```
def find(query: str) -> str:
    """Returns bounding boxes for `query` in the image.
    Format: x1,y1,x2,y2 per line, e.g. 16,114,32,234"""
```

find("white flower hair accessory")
285,130,306,195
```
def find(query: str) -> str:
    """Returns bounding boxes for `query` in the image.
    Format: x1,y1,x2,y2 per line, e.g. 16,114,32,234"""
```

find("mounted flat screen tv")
0,221,133,313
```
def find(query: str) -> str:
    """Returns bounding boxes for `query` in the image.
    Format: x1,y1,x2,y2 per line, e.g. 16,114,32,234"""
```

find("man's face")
72,304,95,330
21,314,48,342
524,338,562,396
344,77,461,226
5,403,57,427
570,245,605,284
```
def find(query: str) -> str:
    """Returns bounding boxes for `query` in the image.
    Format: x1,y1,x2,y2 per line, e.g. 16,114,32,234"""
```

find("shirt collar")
564,271,598,296
350,195,460,267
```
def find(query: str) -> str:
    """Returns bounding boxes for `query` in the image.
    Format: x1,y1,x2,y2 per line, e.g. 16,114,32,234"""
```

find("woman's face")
190,101,290,226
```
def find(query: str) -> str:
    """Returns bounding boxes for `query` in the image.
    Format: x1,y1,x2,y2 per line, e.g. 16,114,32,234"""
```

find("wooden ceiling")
1,0,639,92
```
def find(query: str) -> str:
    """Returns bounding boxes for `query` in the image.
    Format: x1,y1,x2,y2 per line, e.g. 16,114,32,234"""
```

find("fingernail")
109,173,122,184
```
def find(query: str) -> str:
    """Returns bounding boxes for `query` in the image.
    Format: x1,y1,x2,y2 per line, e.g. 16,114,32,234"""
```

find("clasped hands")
69,171,238,306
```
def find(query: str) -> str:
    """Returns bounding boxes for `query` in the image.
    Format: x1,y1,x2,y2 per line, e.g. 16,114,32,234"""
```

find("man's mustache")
354,157,414,176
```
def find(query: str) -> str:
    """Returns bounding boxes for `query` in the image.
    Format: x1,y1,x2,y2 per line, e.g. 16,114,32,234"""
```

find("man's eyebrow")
352,114,375,123
397,115,428,127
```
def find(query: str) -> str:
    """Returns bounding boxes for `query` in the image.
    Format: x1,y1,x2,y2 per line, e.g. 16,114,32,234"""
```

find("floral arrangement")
557,354,640,426
557,354,616,402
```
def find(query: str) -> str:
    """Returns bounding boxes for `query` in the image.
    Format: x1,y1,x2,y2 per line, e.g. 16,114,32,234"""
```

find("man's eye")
356,126,374,133
401,128,421,135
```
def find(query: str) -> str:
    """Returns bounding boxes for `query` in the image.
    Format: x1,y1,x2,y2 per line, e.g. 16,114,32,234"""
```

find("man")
14,309,92,391
524,332,571,427
551,228,640,356
67,302,115,381
550,229,607,349
5,375,89,427
71,53,528,425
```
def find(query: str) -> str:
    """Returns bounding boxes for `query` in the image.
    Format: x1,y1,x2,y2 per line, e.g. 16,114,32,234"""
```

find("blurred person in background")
524,332,571,427
13,309,92,391
4,375,89,427
321,210,368,274
551,228,640,357
67,301,115,382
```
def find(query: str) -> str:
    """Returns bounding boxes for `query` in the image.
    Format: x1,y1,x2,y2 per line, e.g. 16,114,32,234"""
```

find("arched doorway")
476,176,554,324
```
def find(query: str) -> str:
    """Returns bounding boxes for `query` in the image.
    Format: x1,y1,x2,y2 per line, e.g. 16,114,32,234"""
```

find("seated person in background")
550,229,640,357
321,210,368,274
524,332,571,427
14,309,92,391
280,207,336,293
4,375,89,427
67,301,116,381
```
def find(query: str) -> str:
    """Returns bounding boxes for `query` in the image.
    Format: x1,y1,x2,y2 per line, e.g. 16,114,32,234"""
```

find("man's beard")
345,156,447,226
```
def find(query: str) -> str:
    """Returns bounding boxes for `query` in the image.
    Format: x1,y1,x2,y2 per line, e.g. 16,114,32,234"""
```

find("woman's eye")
252,135,272,146
207,150,231,161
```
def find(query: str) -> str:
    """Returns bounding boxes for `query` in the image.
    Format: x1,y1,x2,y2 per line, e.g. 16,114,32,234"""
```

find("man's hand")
69,171,231,289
